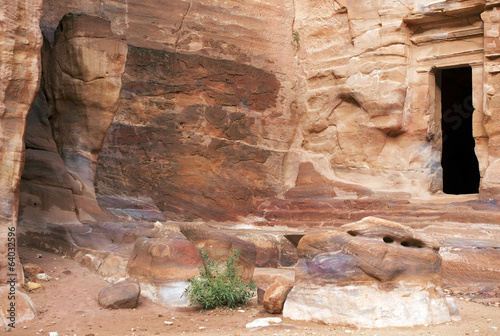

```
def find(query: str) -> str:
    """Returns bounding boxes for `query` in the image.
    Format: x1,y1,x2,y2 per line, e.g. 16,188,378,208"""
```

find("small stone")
199,326,206,330
238,310,245,313
246,318,282,329
164,321,173,325
27,282,42,290
23,263,43,281
49,332,58,336
36,254,42,258
98,279,140,309
37,273,51,281
263,277,294,314
492,326,498,331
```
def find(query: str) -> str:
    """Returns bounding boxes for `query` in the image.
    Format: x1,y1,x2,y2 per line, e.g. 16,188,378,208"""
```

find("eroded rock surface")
294,216,442,286
0,0,43,326
20,12,127,226
284,217,458,327
96,45,284,222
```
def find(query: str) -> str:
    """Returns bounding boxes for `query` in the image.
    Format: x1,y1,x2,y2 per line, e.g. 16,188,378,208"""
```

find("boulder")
126,229,202,283
283,217,459,328
126,228,202,310
180,223,257,281
263,277,293,314
26,282,42,291
98,279,140,309
234,231,297,268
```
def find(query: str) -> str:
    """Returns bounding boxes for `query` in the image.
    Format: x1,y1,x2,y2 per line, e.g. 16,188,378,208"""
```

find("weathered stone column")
0,0,43,326
46,13,127,221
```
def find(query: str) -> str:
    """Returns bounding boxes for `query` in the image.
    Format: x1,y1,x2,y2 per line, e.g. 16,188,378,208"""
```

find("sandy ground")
8,246,500,336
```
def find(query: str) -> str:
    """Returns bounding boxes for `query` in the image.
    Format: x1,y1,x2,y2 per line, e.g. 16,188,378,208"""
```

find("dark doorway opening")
439,66,480,194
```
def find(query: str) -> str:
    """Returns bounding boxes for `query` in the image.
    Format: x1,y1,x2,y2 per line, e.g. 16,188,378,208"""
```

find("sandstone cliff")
0,0,43,325
1,0,498,316
22,0,499,224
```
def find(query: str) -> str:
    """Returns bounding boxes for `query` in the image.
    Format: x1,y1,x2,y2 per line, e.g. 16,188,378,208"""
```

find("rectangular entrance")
438,66,480,194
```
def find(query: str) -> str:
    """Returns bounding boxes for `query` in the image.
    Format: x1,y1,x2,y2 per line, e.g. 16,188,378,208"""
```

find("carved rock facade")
16,0,497,224
2,0,499,316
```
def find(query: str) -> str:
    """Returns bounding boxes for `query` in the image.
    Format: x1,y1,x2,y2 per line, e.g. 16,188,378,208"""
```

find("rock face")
96,46,284,221
98,279,140,309
283,217,458,327
0,0,43,326
18,0,498,225
39,0,298,222
19,12,127,226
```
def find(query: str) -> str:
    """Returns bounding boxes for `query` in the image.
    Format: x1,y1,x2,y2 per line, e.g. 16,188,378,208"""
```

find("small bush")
184,249,256,310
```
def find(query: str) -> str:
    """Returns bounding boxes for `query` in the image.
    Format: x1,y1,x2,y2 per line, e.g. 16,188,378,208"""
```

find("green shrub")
184,249,256,310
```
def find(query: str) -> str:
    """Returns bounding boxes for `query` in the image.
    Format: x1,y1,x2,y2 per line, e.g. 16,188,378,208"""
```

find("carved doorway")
438,66,480,194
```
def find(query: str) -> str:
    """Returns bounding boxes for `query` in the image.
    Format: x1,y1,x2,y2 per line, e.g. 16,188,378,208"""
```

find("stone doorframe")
406,11,489,194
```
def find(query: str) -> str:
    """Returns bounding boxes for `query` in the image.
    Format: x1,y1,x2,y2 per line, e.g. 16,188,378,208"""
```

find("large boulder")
180,223,257,281
127,229,202,283
283,217,459,328
126,226,203,309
